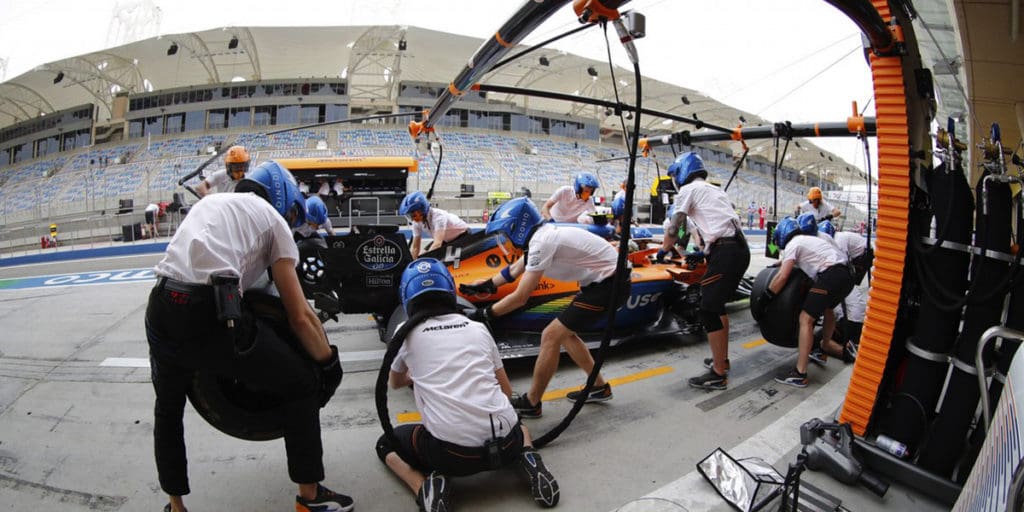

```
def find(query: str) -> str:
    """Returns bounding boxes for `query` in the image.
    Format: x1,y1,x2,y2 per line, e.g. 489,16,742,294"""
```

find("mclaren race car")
298,222,753,357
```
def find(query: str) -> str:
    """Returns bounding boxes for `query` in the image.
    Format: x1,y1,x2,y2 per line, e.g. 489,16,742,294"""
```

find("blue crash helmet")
573,172,600,199
242,160,306,228
796,212,818,235
399,258,456,313
667,152,708,187
306,196,329,226
631,226,653,239
611,195,626,218
818,220,836,237
773,216,800,250
399,190,430,218
486,197,543,248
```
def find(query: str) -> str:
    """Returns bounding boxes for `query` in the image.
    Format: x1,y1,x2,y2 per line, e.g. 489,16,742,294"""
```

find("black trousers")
145,282,323,495
380,423,525,477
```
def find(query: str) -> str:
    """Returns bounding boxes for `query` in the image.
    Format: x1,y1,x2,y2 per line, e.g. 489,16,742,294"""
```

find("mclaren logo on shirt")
422,321,470,332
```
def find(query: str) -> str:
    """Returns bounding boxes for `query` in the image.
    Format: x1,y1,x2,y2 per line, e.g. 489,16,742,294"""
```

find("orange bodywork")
445,237,700,305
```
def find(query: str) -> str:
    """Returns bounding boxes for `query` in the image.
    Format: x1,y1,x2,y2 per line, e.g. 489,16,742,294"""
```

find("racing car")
296,221,753,357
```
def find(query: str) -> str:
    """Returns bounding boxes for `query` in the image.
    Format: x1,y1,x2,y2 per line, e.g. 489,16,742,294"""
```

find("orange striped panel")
838,0,910,436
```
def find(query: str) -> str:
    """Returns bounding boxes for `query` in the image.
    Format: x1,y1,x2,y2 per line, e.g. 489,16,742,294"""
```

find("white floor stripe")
612,366,854,512
338,349,386,362
100,357,150,367
99,349,387,369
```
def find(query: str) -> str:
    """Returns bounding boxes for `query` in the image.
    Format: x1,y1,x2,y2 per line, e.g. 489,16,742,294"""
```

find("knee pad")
375,434,394,462
700,308,724,332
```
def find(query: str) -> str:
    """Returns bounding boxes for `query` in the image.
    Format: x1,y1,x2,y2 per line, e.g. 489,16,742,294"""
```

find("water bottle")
876,435,908,458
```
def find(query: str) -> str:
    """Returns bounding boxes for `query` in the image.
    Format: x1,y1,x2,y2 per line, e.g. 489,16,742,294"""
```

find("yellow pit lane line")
743,338,767,349
395,366,675,424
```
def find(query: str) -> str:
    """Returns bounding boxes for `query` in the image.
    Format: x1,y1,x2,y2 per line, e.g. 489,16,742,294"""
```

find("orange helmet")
807,187,823,201
224,146,250,179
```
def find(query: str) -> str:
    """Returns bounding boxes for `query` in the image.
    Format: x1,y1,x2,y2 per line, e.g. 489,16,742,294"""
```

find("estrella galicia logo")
356,235,403,271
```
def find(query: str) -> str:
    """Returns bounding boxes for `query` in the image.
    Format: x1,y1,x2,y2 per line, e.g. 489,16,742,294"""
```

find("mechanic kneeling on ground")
378,258,559,511
756,217,854,388
816,220,868,363
658,152,750,391
146,160,350,512
400,190,470,259
461,197,629,418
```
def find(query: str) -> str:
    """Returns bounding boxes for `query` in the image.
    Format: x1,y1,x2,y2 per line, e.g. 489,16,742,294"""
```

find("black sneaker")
296,484,355,512
774,368,808,388
702,357,731,372
809,348,828,367
688,369,728,390
512,393,543,418
843,341,858,363
416,471,452,512
566,382,613,403
520,449,559,508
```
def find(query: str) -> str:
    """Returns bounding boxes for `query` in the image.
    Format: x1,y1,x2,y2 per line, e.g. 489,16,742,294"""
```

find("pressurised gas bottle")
876,435,908,458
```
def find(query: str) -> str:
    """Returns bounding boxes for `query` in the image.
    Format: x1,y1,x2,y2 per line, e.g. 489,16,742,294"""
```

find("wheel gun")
800,418,889,497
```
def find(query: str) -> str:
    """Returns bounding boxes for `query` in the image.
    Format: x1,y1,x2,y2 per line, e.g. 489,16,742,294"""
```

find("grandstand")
0,25,868,251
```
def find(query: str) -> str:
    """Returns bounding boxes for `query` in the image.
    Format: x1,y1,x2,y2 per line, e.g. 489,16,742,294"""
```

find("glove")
685,250,706,267
823,214,834,221
468,305,495,329
655,249,670,263
318,345,343,408
459,280,497,295
751,288,776,320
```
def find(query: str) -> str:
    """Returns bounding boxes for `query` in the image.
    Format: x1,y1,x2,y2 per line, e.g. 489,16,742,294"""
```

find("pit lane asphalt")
0,249,932,512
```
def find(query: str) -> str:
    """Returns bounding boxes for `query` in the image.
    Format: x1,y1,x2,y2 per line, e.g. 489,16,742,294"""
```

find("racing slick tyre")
187,369,292,441
750,266,812,348
185,294,324,442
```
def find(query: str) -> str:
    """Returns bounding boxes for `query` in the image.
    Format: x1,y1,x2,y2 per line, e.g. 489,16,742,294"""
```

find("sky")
0,0,878,178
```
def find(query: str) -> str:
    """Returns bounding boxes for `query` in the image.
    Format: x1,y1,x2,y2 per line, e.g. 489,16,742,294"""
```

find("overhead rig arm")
409,0,575,138
473,83,733,134
639,118,878,150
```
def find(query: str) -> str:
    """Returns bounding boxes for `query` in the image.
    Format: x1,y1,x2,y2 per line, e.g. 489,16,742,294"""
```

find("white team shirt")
525,223,617,286
411,208,469,242
547,185,596,223
798,199,836,221
298,182,310,195
781,234,847,280
817,231,842,252
294,217,334,238
317,182,331,196
670,179,740,252
145,203,159,213
204,169,240,194
392,314,518,446
154,193,299,291
837,283,867,322
834,231,867,259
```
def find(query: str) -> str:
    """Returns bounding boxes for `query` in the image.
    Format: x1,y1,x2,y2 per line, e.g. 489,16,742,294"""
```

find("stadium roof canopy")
0,25,871,182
